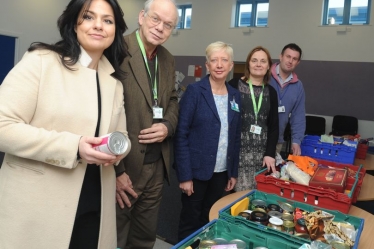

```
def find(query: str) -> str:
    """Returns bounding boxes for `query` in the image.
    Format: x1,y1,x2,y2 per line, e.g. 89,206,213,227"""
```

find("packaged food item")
309,167,348,193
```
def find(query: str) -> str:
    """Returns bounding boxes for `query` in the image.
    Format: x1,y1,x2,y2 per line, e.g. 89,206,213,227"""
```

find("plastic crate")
218,190,364,249
255,159,365,213
172,218,305,249
301,135,357,164
355,144,368,159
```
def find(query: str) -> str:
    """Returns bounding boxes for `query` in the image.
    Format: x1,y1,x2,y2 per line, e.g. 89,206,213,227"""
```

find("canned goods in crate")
282,220,295,235
250,199,267,210
198,239,216,249
229,239,246,249
93,131,129,155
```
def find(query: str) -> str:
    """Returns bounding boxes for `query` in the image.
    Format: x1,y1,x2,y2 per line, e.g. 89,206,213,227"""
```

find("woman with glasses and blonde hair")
229,46,279,191
174,41,241,241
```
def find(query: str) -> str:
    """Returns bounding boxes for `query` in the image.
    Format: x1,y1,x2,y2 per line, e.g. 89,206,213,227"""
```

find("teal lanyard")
136,30,158,102
247,80,264,125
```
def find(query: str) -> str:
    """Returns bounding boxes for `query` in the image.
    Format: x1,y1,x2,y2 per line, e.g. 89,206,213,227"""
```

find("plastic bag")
285,161,311,185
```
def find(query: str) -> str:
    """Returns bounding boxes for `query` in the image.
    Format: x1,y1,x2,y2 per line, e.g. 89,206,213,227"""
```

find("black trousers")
69,211,100,249
178,171,228,241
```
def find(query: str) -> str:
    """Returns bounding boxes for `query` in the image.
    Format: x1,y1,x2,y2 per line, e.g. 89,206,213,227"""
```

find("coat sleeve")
161,56,179,137
0,51,81,168
264,85,279,158
290,82,306,145
174,84,197,182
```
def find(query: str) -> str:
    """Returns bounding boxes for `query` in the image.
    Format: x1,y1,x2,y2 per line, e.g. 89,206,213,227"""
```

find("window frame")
177,4,192,29
322,0,372,25
235,0,269,27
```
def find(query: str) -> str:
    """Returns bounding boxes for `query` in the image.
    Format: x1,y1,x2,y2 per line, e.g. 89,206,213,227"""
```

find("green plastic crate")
172,218,306,249
218,190,364,249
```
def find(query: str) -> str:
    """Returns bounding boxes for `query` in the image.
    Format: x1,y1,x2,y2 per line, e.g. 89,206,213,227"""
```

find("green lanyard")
136,30,158,102
247,80,264,124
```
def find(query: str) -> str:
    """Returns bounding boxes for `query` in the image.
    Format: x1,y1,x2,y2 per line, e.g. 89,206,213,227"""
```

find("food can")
250,211,269,226
278,202,294,214
267,217,283,231
268,211,282,219
295,218,308,234
212,238,228,245
283,220,295,235
199,239,216,249
253,207,267,214
250,199,267,210
267,203,281,212
229,239,246,249
281,212,294,221
93,131,129,155
238,211,251,219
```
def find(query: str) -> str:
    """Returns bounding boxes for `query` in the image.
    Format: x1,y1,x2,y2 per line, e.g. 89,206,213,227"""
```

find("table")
355,153,374,201
209,190,374,249
355,153,374,170
356,174,374,201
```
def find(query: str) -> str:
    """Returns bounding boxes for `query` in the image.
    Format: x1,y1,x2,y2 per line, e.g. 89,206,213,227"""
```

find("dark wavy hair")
28,0,128,80
243,46,273,84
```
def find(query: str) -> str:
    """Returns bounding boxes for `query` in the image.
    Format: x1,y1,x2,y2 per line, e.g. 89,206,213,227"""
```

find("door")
0,34,16,84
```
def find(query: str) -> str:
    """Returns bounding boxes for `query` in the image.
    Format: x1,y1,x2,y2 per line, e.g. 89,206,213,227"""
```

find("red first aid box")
309,167,348,193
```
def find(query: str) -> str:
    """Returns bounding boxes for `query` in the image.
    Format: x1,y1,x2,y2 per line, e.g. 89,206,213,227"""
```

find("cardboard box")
309,167,347,193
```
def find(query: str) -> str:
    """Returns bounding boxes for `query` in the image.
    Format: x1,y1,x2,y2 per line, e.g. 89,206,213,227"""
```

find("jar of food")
250,211,269,226
267,203,281,212
238,211,251,220
267,217,283,231
278,202,294,214
250,199,267,210
229,239,247,249
253,207,267,213
268,211,282,219
281,212,294,222
282,220,295,235
199,239,216,249
295,218,308,234
212,238,229,245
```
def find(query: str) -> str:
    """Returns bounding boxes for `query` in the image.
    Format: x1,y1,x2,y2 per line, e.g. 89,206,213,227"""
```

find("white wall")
166,0,374,63
0,0,70,62
120,0,144,34
1,0,372,138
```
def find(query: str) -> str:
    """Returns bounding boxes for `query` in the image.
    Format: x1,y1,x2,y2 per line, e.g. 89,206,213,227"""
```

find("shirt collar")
78,46,93,68
147,47,158,60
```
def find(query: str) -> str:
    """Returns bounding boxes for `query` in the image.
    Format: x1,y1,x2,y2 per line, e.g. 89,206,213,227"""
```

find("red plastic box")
356,143,368,159
255,159,365,213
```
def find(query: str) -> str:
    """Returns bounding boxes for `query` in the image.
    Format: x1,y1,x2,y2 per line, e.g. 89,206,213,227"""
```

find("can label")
93,131,128,155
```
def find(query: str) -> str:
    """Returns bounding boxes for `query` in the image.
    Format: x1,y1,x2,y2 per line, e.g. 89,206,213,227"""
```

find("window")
235,0,269,27
177,5,192,29
323,0,371,25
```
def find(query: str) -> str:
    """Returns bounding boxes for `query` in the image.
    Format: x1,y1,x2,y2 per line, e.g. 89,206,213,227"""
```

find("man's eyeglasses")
145,13,175,31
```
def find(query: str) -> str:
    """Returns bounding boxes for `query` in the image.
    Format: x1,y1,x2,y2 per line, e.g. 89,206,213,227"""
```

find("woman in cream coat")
0,0,130,248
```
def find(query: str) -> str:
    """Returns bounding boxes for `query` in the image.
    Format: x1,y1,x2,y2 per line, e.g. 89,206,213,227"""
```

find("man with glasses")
115,0,179,248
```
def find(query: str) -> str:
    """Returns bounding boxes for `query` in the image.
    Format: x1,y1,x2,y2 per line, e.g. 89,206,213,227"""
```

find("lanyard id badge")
278,106,285,113
230,96,240,112
136,30,162,119
250,124,262,134
153,101,163,119
247,80,264,135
